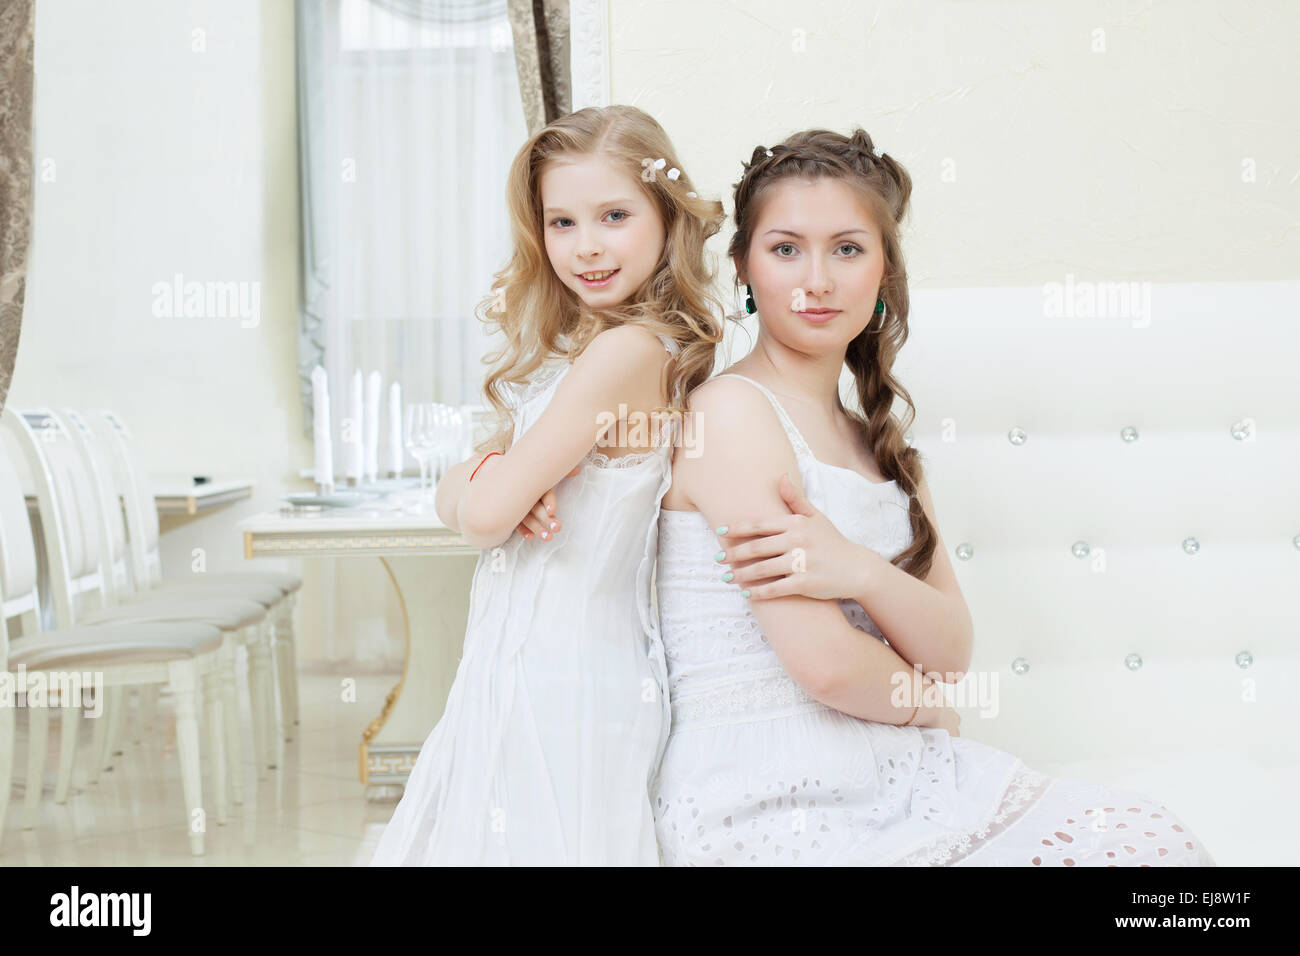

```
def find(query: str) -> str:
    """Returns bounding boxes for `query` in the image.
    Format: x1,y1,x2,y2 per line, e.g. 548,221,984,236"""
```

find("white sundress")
368,335,680,866
651,373,1217,867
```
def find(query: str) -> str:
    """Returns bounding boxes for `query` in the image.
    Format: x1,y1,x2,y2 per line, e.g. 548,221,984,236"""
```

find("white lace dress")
368,337,678,866
651,373,1216,867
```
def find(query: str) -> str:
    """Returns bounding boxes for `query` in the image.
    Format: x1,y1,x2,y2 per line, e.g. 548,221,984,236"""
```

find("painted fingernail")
547,503,554,513
715,525,728,535
550,521,558,530
741,589,751,598
721,571,734,582
541,531,550,539
713,550,726,562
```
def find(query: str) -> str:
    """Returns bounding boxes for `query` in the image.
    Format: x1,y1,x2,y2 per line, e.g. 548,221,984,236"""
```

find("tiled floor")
0,670,400,865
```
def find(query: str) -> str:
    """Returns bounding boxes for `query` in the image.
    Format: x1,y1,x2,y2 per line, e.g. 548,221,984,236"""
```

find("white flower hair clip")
653,156,681,181
872,145,884,158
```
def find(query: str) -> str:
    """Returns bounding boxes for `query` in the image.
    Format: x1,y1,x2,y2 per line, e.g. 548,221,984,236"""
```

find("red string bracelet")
469,452,501,482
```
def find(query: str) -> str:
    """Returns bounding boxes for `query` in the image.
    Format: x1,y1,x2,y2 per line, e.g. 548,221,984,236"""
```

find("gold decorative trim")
364,745,420,782
361,554,410,749
361,557,411,767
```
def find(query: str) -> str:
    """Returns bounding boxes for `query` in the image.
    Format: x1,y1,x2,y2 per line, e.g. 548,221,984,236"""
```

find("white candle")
387,381,403,476
364,370,381,483
346,368,363,482
311,365,333,490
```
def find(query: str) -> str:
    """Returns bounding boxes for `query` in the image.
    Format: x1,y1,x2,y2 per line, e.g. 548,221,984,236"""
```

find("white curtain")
293,0,527,668
298,0,528,456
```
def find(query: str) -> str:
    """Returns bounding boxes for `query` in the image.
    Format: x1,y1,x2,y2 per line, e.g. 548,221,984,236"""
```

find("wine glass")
404,403,437,511
449,406,466,469
432,403,454,483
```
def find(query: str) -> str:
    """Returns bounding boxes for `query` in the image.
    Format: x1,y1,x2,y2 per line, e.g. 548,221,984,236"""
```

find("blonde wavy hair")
473,105,727,455
729,128,937,581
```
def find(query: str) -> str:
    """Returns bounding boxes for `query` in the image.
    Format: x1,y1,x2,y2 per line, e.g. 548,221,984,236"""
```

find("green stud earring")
874,298,885,314
745,285,756,315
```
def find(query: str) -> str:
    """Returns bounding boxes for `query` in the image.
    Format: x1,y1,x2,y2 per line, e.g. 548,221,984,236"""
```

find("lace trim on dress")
671,668,830,731
515,361,571,407
888,767,1053,866
587,448,661,469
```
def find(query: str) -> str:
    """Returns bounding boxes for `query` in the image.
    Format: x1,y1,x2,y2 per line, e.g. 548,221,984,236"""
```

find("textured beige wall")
608,0,1299,293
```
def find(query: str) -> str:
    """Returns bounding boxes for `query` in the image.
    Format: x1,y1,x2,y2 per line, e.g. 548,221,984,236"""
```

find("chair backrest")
0,415,50,638
87,410,162,591
1,568,7,674
0,406,108,628
0,553,9,674
60,409,134,602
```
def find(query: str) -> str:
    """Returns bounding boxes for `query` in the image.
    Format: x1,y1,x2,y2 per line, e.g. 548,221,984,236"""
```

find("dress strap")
713,373,813,461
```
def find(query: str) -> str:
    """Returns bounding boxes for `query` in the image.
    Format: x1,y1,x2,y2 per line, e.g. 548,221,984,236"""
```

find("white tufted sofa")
831,279,1300,866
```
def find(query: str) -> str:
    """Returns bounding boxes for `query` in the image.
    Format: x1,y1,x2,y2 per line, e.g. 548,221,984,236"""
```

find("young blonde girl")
368,105,725,866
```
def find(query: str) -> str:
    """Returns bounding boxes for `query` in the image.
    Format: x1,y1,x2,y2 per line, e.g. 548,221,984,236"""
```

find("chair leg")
201,668,227,826
268,616,289,744
54,703,80,804
245,627,268,780
218,638,243,806
133,685,159,744
170,665,205,857
0,704,14,848
252,620,278,770
87,686,108,785
99,686,124,773
289,593,300,726
276,598,300,736
107,687,128,758
22,703,49,830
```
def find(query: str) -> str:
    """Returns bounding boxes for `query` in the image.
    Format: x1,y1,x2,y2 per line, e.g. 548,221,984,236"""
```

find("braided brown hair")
728,128,935,581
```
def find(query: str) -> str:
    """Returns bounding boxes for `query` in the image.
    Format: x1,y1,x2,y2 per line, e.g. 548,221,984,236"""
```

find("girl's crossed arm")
716,473,974,680
444,325,670,550
679,377,956,730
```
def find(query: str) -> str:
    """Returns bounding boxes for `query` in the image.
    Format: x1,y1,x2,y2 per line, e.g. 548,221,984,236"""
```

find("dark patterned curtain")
0,0,34,415
507,0,569,135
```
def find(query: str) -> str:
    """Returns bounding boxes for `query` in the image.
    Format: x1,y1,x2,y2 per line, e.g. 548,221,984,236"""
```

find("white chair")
2,407,269,814
58,408,284,784
0,431,224,856
88,409,302,741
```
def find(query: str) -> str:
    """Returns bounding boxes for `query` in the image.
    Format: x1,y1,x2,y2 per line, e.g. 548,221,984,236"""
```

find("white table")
153,477,255,515
237,489,478,797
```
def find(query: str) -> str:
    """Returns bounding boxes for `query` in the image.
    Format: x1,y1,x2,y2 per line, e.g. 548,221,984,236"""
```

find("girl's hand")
909,676,961,736
516,464,582,541
715,472,873,601
930,703,962,737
